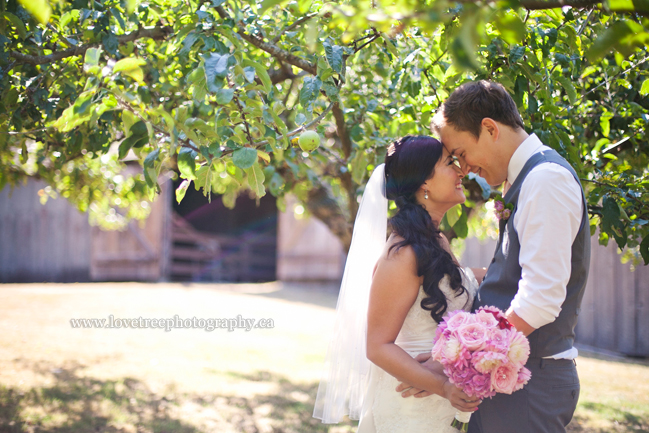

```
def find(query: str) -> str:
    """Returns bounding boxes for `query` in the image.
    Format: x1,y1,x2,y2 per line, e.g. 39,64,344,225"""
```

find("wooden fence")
460,236,649,357
0,180,91,282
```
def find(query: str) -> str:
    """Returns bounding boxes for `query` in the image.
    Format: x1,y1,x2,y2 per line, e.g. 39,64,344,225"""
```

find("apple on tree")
298,130,321,152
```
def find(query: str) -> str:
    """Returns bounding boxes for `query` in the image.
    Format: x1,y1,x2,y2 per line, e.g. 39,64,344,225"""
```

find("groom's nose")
458,159,473,176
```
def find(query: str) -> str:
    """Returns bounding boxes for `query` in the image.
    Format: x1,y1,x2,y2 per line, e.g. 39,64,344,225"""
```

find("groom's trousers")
467,358,580,433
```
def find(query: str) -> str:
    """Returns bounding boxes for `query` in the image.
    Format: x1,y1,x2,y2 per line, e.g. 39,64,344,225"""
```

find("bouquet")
431,306,532,432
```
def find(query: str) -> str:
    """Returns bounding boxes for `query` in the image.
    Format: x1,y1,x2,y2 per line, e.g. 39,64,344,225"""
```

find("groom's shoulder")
523,163,582,201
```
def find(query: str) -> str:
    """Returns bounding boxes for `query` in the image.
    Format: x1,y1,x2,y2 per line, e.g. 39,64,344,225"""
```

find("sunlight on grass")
0,283,647,432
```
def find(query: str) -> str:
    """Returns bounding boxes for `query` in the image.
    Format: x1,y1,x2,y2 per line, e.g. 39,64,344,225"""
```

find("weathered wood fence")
461,236,649,357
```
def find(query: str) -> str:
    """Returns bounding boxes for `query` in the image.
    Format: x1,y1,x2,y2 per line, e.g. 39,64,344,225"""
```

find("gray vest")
474,149,590,359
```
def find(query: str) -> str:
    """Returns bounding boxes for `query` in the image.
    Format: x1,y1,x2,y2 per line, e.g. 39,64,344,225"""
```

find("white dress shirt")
507,134,583,359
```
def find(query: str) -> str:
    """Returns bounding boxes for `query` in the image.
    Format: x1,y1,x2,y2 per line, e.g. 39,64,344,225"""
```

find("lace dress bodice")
357,268,479,433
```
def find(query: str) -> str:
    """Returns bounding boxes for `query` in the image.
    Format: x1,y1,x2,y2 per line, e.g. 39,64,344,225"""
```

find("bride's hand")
396,353,433,398
443,380,482,413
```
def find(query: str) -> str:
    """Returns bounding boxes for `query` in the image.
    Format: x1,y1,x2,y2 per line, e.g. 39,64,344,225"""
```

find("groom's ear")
480,118,499,142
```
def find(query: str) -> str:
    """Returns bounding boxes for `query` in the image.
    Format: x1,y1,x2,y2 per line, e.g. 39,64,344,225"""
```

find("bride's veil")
313,163,388,423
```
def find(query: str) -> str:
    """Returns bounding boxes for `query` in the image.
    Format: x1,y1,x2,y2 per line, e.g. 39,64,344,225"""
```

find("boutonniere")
494,195,514,221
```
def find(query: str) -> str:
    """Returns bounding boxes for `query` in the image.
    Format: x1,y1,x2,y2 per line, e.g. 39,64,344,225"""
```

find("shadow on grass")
0,361,355,433
567,402,649,433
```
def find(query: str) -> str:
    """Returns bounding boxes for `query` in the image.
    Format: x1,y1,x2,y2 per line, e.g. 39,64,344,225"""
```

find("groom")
399,81,590,433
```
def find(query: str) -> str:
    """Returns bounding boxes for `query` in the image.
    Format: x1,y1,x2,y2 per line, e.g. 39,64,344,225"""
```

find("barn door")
90,180,171,282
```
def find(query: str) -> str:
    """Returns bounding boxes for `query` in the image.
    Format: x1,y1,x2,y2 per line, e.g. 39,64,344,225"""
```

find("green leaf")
102,33,119,55
204,53,231,92
600,112,613,137
176,179,191,203
494,11,526,45
269,172,284,196
126,0,139,14
453,209,469,238
113,57,146,82
299,76,322,109
602,196,620,233
17,0,51,24
4,12,27,39
232,147,258,169
640,79,649,96
556,76,578,105
243,66,256,83
585,20,640,62
269,108,289,149
143,149,160,190
243,59,272,93
222,191,237,209
179,32,200,56
85,48,101,67
351,151,368,184
447,204,462,227
246,162,266,198
20,142,28,164
323,40,344,74
178,147,197,180
216,88,235,104
260,0,289,14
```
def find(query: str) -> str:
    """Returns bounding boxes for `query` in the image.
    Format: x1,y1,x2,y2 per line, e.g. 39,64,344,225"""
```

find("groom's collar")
506,133,550,186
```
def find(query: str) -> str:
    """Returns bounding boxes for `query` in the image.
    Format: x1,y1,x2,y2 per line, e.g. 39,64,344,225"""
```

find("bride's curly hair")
384,135,467,323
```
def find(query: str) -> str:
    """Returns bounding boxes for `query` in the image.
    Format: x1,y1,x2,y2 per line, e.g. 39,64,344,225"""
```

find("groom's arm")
510,165,583,332
505,308,535,336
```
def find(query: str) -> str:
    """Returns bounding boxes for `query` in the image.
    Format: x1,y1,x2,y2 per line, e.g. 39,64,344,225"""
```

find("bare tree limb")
11,27,173,66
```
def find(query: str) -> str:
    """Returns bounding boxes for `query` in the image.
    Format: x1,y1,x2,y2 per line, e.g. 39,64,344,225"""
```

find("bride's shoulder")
379,234,417,268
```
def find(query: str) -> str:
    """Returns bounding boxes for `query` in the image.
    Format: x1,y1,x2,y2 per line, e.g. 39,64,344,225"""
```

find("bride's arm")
469,267,487,283
366,243,479,413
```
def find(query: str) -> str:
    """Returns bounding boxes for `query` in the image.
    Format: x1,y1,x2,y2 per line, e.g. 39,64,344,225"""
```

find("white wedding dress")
357,268,479,433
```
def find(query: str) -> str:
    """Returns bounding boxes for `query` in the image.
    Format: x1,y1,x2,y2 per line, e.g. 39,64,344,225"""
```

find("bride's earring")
424,190,429,200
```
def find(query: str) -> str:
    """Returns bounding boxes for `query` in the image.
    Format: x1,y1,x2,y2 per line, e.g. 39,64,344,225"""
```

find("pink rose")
468,373,496,399
442,334,463,363
494,200,504,211
471,351,509,374
507,331,531,366
431,332,448,362
474,310,499,329
487,328,512,354
490,362,520,394
457,322,488,351
445,310,472,332
502,209,511,220
513,367,532,392
445,364,475,388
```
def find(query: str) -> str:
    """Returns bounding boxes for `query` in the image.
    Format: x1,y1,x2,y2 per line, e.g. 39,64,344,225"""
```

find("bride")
314,135,486,432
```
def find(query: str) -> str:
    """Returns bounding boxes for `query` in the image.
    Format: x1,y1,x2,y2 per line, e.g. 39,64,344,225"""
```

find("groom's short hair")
433,81,525,139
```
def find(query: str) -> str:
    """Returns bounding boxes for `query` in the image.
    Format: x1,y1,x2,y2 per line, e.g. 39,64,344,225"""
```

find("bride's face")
421,147,466,209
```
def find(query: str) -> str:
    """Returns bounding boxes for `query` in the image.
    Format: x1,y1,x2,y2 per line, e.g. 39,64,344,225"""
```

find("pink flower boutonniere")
494,196,514,221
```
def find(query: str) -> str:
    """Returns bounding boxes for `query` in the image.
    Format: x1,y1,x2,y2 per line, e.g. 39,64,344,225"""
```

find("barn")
1,176,647,357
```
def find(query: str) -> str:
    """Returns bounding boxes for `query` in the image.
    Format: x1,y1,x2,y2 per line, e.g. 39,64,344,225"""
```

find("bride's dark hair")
384,135,467,323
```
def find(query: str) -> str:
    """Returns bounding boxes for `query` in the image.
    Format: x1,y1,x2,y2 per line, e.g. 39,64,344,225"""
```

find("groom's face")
436,119,507,187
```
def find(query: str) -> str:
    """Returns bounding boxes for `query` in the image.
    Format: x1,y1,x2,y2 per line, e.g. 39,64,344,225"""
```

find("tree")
1,0,648,263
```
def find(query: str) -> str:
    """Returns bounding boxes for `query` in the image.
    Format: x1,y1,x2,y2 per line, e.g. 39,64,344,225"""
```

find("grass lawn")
0,282,647,432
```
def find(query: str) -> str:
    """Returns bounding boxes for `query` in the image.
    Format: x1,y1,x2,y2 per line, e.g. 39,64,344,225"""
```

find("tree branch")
331,101,359,221
10,26,173,66
215,5,317,75
271,13,318,44
453,0,600,9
